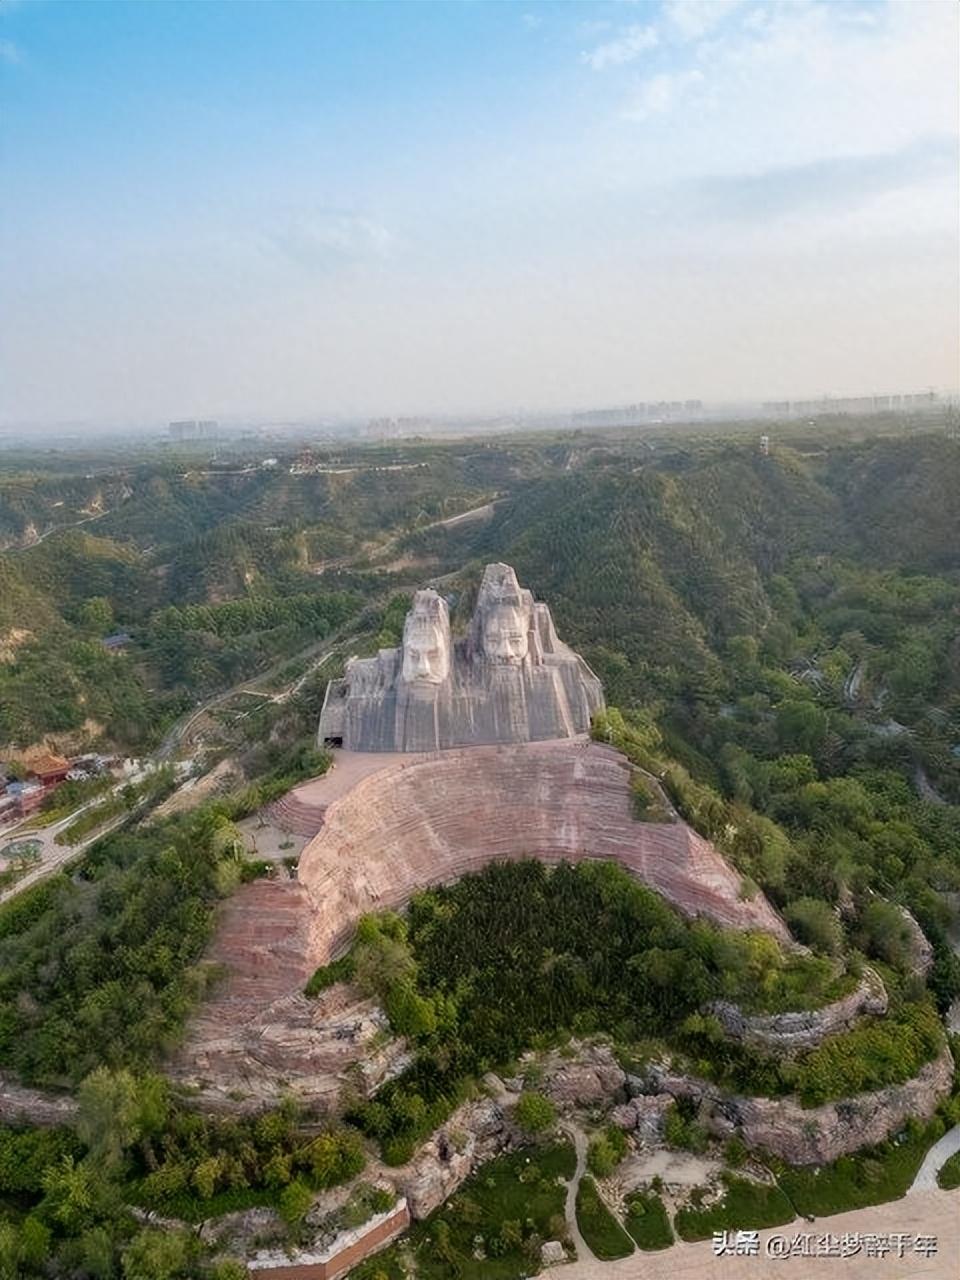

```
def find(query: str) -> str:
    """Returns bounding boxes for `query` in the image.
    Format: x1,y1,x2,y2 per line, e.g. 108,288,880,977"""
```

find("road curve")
911,1124,960,1191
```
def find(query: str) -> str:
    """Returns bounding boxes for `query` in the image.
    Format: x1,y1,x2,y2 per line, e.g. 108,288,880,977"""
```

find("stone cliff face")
167,879,411,1111
170,738,789,1111
385,1098,514,1219
638,1042,954,1166
297,739,791,963
705,970,888,1055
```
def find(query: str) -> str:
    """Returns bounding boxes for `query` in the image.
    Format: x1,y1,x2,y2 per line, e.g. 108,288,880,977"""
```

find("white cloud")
522,13,543,31
663,0,745,41
614,1,958,174
0,38,22,64
623,69,704,122
582,23,658,71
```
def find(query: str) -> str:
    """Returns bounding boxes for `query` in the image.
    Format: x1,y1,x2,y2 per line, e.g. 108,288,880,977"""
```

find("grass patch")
305,950,355,996
624,1190,674,1250
777,1115,950,1217
128,1182,281,1223
575,1175,634,1260
348,1251,406,1279
938,1151,960,1191
674,1174,793,1242
384,1140,574,1280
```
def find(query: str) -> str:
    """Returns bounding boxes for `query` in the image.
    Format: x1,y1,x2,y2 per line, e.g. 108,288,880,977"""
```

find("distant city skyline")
1,0,958,428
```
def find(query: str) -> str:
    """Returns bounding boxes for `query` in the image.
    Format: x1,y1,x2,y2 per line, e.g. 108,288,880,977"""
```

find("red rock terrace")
171,738,790,1107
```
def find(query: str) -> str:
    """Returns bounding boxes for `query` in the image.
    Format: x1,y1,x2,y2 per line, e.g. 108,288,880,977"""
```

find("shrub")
937,1151,960,1191
587,1126,628,1178
785,898,844,954
514,1092,556,1135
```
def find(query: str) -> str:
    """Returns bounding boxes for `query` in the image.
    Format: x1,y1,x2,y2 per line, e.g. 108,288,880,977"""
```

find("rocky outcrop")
168,882,412,1112
638,1041,954,1166
0,1075,77,1128
705,970,887,1055
388,1097,512,1219
538,1041,627,1108
899,905,935,978
610,1094,673,1142
175,731,791,1111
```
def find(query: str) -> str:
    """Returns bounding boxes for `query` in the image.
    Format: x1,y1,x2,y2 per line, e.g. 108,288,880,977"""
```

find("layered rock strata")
297,738,791,960
384,1097,513,1219
167,879,411,1110
637,1041,954,1165
172,739,789,1108
704,970,888,1055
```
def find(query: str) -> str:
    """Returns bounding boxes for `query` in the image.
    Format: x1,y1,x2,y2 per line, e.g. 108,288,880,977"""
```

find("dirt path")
562,1122,595,1262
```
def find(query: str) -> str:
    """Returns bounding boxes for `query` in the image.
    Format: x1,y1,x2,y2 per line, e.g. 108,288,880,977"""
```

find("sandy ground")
236,812,307,861
294,748,420,806
619,1148,723,1190
560,1188,958,1280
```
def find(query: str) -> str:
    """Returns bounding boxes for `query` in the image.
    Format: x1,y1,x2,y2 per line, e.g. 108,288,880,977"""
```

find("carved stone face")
401,593,450,684
477,567,530,664
481,602,528,662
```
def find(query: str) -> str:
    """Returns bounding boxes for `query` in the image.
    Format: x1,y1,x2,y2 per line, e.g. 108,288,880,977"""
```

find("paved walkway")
911,1125,960,1191
561,1123,595,1262
557,1189,958,1280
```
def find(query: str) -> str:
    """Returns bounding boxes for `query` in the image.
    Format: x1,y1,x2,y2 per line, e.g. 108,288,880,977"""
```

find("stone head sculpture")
401,590,451,685
476,563,530,664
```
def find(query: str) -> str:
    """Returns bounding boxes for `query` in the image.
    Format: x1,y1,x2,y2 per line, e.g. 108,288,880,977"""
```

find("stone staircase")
266,791,328,838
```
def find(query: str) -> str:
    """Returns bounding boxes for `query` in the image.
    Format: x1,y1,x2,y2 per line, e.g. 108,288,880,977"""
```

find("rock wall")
167,879,412,1111
538,1041,628,1108
638,1042,954,1166
297,739,791,962
174,739,790,1111
705,970,888,1055
0,1075,77,1128
386,1097,514,1219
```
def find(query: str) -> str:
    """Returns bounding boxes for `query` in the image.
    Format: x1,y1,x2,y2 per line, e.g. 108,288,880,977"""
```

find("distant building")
169,419,218,442
760,435,770,456
5,780,45,818
762,391,939,419
28,754,71,788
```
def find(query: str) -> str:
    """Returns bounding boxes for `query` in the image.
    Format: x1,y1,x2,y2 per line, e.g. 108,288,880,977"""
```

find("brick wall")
248,1201,410,1280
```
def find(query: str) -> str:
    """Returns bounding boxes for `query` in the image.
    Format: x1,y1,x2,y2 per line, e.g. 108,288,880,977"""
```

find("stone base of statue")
318,564,604,752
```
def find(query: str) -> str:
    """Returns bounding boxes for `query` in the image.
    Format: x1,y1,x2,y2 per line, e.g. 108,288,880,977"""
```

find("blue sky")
1,0,957,426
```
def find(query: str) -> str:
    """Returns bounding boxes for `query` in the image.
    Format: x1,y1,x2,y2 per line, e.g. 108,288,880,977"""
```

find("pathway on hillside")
911,1124,960,1191
561,1122,595,1262
8,505,113,551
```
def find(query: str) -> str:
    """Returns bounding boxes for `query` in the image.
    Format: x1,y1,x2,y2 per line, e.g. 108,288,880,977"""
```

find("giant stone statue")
318,563,604,752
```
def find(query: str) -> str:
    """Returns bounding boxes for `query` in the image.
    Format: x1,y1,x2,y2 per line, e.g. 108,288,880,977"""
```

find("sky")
1,0,958,427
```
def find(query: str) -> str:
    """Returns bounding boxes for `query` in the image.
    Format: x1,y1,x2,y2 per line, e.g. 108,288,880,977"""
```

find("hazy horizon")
2,0,958,428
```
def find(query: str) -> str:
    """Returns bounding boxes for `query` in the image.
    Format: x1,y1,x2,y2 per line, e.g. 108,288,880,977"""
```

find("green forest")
0,422,957,1275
